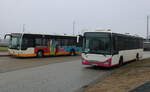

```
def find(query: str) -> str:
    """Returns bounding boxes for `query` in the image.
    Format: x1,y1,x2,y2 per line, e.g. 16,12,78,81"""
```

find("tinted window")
113,34,143,50
35,38,47,47
83,33,111,54
21,38,35,50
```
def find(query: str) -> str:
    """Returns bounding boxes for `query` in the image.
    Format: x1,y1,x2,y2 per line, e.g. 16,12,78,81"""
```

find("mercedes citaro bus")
81,30,143,68
5,33,82,57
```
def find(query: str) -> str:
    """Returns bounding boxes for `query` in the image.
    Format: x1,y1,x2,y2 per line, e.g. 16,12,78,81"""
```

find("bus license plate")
92,64,97,66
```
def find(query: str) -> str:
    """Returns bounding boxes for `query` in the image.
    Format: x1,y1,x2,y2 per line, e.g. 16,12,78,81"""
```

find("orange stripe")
10,52,81,57
10,53,36,57
56,52,81,55
76,52,81,54
56,52,70,55
18,54,36,57
44,53,50,56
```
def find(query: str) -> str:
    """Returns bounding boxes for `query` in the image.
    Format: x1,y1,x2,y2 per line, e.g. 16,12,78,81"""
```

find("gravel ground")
85,58,150,92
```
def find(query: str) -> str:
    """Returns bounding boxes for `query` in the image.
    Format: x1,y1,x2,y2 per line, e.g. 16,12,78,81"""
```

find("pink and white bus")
81,30,143,67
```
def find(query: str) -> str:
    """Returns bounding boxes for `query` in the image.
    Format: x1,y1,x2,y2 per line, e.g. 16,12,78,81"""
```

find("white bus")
81,30,143,68
5,33,82,57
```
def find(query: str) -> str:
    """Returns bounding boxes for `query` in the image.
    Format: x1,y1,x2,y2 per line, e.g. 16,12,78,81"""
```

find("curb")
0,53,10,57
0,55,10,57
75,70,113,92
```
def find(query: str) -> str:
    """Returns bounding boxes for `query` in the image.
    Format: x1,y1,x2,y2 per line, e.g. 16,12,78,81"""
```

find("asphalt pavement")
0,52,8,56
0,59,111,92
0,52,149,92
130,81,150,92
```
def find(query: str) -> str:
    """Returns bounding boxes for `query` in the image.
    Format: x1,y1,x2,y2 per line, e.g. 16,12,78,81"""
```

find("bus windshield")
9,36,21,49
83,32,111,54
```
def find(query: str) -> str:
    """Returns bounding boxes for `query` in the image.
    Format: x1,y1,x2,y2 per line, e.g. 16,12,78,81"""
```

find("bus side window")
113,36,118,54
64,39,68,46
42,39,48,47
35,38,42,46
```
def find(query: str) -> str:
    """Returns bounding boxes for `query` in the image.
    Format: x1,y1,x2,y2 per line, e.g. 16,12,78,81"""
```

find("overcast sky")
0,0,150,38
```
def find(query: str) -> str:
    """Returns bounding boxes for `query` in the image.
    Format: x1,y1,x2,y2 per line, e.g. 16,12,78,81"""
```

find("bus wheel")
119,57,123,66
37,51,43,57
70,50,76,56
136,53,139,61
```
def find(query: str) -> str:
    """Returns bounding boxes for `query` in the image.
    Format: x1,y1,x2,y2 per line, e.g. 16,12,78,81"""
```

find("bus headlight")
103,58,112,64
103,61,109,64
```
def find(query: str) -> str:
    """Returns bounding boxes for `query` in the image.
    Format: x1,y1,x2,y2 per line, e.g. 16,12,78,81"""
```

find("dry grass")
85,59,150,92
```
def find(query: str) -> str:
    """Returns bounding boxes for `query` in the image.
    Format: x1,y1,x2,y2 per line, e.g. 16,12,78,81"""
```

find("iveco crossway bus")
82,30,143,67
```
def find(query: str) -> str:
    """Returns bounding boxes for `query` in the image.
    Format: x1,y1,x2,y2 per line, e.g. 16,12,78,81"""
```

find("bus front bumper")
9,53,36,57
82,58,117,68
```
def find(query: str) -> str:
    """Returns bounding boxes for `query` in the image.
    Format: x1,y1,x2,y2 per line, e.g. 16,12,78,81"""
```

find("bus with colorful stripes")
82,30,143,68
5,33,82,57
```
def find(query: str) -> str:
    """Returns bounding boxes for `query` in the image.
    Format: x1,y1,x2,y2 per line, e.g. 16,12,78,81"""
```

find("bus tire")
119,57,123,66
70,49,76,56
37,51,43,57
136,53,139,61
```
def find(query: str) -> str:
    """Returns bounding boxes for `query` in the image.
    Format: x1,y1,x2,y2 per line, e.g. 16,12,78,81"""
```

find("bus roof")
84,31,143,39
10,33,78,38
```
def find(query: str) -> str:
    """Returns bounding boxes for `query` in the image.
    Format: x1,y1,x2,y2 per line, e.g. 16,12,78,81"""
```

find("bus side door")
49,39,56,55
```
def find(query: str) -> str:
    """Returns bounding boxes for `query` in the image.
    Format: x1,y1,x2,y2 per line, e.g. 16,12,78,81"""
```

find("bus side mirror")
77,35,83,43
76,35,83,47
77,35,80,43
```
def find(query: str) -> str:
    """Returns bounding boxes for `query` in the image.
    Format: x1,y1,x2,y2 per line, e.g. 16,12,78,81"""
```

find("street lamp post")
73,21,75,36
147,15,149,42
20,24,25,50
